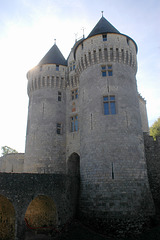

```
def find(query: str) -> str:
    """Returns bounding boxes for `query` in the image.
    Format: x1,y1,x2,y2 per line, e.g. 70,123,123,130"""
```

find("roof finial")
81,27,85,38
101,11,104,17
54,39,56,45
74,33,78,42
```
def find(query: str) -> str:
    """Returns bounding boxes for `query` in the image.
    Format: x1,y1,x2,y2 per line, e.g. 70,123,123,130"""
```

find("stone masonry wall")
75,31,154,221
0,153,24,173
138,95,149,133
144,133,160,215
0,173,79,239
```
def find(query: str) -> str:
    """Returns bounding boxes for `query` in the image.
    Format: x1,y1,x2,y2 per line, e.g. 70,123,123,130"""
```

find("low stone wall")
0,173,79,239
0,153,24,173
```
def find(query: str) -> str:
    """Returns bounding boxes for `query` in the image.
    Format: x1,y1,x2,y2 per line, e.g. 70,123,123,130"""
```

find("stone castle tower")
24,15,154,223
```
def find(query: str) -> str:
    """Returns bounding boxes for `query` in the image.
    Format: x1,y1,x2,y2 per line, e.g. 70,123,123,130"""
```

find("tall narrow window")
81,43,83,50
108,65,113,76
57,123,62,134
58,91,61,101
70,63,72,71
71,115,78,132
101,66,106,77
103,96,116,115
56,65,59,71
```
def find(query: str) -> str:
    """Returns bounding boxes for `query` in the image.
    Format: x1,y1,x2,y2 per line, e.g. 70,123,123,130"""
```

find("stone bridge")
0,173,79,240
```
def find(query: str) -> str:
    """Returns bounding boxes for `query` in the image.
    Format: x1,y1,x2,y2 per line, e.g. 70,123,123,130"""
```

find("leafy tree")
150,117,160,140
1,146,18,156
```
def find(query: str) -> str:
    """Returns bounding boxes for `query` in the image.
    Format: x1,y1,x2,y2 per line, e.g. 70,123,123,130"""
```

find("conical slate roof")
88,16,120,38
38,43,67,66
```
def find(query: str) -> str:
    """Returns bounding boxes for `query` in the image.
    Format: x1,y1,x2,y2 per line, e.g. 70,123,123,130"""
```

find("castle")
0,15,160,239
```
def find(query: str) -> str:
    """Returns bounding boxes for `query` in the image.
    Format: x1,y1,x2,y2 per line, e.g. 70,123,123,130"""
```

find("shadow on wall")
67,153,80,176
0,195,15,240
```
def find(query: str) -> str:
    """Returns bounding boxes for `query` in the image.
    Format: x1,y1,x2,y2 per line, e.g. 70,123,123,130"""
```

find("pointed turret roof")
38,43,67,66
88,16,120,38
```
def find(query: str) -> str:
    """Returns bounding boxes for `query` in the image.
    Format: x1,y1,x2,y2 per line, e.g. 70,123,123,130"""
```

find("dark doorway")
67,153,80,176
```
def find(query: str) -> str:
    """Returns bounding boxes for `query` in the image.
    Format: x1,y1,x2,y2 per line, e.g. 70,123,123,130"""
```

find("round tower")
24,43,67,173
75,17,154,225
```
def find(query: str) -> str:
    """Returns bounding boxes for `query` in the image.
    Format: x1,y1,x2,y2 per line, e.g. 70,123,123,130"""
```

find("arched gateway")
67,153,80,176
25,195,57,232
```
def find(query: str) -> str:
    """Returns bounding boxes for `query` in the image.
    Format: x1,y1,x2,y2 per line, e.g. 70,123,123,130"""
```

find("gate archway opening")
0,195,15,240
67,152,80,176
25,195,57,232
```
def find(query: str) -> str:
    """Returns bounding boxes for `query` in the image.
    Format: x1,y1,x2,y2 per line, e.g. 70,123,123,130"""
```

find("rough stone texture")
138,94,149,133
25,64,67,173
144,133,160,216
0,17,158,239
74,33,154,219
0,153,24,173
0,173,79,239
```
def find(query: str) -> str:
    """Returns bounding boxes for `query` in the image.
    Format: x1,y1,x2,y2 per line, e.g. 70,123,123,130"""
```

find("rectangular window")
103,96,116,115
57,123,62,134
70,63,72,71
108,65,112,76
71,115,78,132
102,34,107,41
58,91,61,101
108,70,112,76
101,65,106,77
56,65,59,71
71,89,78,100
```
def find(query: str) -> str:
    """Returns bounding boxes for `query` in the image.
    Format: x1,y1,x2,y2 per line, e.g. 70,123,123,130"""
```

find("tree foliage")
150,117,160,140
1,146,18,156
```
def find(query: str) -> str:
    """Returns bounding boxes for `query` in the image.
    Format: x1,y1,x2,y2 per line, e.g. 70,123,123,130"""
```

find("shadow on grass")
25,220,160,240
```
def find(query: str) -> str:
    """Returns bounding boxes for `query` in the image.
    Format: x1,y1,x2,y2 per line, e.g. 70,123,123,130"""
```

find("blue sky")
0,0,159,153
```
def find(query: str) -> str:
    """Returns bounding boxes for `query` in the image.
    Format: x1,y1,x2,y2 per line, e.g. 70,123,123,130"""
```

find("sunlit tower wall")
75,17,154,222
24,43,67,173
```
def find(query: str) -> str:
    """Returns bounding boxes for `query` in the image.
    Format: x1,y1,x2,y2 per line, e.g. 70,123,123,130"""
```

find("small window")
108,65,112,76
40,66,42,71
127,38,129,45
101,65,106,77
70,63,72,71
81,43,83,50
102,71,107,77
56,65,59,71
58,91,61,101
103,96,116,115
75,89,78,99
108,65,112,69
71,89,78,100
57,123,62,134
102,34,107,41
71,115,78,132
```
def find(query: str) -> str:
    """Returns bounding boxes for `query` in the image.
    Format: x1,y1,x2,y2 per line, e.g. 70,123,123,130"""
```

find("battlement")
27,64,67,95
75,34,137,74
